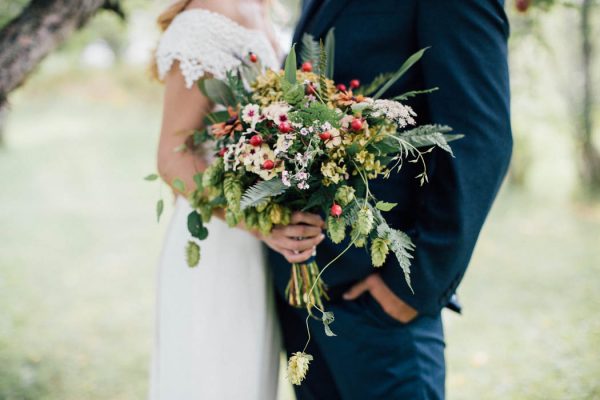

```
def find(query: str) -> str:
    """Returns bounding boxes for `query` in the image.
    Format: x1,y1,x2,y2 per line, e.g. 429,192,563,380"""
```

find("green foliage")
172,178,185,193
322,311,336,337
317,41,329,102
144,173,158,181
284,45,298,84
324,28,336,79
223,173,242,213
377,222,415,293
356,207,374,235
393,87,439,101
185,240,200,267
358,72,395,96
371,237,390,267
199,78,237,107
156,199,164,222
187,211,208,240
335,185,355,206
399,124,461,155
300,33,320,65
240,179,288,210
327,215,346,243
202,157,224,189
375,201,397,212
292,101,339,128
373,47,429,99
282,81,306,106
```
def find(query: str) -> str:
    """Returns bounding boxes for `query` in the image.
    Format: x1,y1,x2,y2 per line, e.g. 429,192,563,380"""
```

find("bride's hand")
254,212,325,264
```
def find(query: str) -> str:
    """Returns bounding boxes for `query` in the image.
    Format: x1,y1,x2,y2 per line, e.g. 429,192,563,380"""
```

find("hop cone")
350,226,367,248
327,215,346,244
371,237,390,267
223,173,242,213
287,352,313,385
258,211,273,235
202,157,224,188
356,207,374,235
335,185,355,206
269,204,283,225
185,241,200,267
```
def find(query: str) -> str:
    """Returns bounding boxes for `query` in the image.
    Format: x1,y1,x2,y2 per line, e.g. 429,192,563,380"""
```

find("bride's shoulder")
155,1,272,88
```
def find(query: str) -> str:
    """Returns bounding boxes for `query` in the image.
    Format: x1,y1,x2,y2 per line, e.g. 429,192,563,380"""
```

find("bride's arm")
157,61,210,196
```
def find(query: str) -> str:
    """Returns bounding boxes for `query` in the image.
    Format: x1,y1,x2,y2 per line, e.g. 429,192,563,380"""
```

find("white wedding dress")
149,9,281,400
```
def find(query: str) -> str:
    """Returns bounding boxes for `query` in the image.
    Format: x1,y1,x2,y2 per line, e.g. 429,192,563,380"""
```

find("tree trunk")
0,0,107,105
577,0,600,192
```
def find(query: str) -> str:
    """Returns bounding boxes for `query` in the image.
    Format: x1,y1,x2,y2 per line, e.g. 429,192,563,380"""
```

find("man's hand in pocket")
343,273,418,324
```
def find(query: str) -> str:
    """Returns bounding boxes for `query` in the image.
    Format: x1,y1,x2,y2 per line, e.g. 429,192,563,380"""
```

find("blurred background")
0,0,599,399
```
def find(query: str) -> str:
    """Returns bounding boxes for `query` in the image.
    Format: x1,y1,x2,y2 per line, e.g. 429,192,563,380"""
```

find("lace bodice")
155,9,280,89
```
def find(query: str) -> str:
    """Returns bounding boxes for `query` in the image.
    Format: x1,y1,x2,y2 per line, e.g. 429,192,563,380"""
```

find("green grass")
1,67,599,400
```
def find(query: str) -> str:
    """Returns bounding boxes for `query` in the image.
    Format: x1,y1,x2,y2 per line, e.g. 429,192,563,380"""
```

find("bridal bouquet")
164,32,460,384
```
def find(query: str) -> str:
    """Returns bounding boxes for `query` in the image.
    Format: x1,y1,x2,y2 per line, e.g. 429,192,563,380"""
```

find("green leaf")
376,221,415,293
172,178,186,193
300,33,320,65
399,124,462,156
144,173,158,181
373,47,429,100
357,72,394,96
393,87,439,101
156,199,164,222
204,110,231,126
199,78,237,106
193,173,203,190
284,45,297,84
188,211,209,240
240,179,288,210
375,201,397,212
324,28,335,79
322,311,336,337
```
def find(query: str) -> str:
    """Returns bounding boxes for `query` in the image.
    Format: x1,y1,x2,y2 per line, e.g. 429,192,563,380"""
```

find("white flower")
275,133,294,156
300,127,310,136
262,102,291,123
372,99,417,127
281,170,292,187
241,104,260,128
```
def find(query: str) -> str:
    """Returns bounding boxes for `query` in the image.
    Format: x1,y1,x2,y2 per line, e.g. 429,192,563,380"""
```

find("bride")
149,1,325,398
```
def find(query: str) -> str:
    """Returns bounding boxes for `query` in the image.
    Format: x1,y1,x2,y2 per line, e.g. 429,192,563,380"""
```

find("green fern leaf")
400,125,463,156
300,33,320,65
240,179,288,210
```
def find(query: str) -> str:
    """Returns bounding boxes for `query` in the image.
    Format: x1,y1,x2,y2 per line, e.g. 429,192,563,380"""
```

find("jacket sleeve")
380,0,513,316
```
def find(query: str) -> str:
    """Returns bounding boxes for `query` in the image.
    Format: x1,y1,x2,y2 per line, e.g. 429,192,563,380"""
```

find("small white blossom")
241,104,260,128
262,102,291,123
372,99,417,127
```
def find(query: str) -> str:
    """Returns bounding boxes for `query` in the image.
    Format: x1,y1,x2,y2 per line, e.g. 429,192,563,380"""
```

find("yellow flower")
287,352,313,385
321,160,347,185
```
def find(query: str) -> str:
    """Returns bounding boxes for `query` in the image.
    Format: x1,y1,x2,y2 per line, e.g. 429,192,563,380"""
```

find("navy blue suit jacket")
269,0,512,316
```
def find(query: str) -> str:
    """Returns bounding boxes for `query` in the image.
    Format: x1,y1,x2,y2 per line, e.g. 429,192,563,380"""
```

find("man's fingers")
342,279,370,300
283,247,316,264
290,212,324,228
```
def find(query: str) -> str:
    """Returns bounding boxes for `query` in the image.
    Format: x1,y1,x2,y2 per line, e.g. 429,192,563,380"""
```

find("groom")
266,0,512,398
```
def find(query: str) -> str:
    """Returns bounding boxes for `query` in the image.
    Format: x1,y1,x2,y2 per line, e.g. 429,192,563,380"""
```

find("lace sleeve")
155,9,275,89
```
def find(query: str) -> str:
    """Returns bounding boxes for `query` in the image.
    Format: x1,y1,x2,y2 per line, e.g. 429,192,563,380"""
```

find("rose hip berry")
249,135,262,146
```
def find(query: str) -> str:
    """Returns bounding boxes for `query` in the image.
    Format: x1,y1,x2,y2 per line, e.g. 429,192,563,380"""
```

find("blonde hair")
150,0,193,80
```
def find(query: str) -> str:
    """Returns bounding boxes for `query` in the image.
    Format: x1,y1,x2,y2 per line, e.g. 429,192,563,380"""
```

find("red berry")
278,121,293,133
350,118,363,131
350,79,360,89
262,159,275,170
249,134,262,146
336,83,347,92
330,203,343,217
515,0,530,12
319,131,332,140
249,52,258,63
301,62,313,72
306,83,317,95
218,147,227,157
